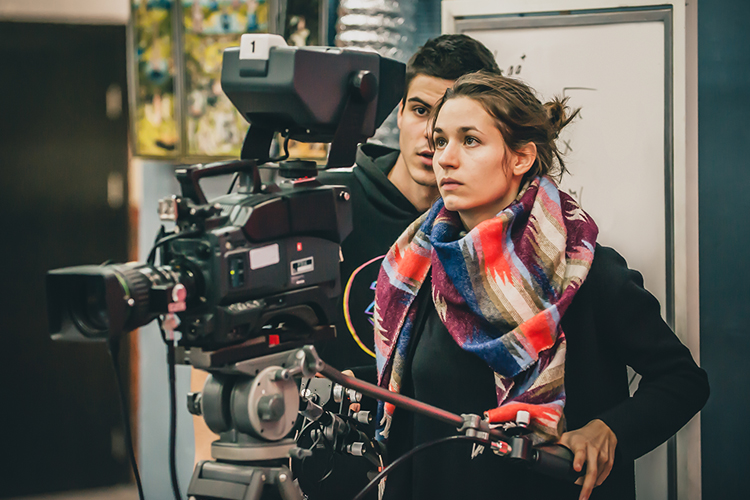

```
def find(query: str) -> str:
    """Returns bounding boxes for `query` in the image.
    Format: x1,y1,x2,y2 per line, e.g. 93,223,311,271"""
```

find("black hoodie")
317,143,423,372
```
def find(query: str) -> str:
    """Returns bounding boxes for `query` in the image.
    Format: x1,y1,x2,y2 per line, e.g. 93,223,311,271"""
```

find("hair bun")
543,97,571,137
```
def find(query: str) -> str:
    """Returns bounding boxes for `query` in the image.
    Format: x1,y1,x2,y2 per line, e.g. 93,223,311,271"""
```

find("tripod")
188,460,300,500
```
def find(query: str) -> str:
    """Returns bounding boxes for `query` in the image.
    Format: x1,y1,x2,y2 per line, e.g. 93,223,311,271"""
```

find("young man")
317,34,501,372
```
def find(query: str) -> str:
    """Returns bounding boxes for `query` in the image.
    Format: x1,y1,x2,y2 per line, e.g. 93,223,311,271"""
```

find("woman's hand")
557,419,618,500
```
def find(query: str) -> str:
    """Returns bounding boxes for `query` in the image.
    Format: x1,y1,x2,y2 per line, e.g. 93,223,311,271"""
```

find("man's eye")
414,107,428,116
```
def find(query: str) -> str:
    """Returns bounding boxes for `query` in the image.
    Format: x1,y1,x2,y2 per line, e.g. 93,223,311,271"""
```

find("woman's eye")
434,137,447,148
465,136,479,146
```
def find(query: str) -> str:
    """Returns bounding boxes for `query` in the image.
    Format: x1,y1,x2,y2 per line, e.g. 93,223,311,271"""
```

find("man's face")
396,74,455,187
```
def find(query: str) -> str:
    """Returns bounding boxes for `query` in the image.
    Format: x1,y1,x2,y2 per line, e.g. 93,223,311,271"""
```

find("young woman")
373,72,709,500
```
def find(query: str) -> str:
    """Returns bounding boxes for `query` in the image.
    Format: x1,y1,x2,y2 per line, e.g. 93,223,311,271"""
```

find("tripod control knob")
353,411,372,425
258,394,285,421
187,392,202,416
347,442,366,456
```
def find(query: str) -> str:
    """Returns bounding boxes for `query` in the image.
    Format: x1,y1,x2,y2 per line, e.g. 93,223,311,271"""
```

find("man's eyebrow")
406,97,432,108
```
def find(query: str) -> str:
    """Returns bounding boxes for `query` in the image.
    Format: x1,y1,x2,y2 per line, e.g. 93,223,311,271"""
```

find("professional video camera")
46,35,580,500
47,34,402,354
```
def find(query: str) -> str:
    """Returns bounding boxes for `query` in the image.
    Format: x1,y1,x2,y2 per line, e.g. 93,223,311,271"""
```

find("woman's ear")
512,142,537,176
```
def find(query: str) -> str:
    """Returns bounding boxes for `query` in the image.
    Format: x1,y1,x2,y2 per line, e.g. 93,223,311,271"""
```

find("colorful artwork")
182,0,269,157
130,0,332,160
132,0,180,156
284,0,321,47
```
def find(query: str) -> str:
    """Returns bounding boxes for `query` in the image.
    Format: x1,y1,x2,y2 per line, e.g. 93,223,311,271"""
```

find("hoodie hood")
353,143,421,218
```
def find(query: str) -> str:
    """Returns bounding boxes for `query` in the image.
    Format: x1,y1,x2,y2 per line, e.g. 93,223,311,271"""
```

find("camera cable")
147,229,201,266
164,332,183,500
150,226,184,500
227,132,293,194
351,435,490,500
108,335,146,500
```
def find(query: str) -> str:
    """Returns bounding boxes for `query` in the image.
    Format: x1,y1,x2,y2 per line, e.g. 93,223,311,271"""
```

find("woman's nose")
437,141,458,169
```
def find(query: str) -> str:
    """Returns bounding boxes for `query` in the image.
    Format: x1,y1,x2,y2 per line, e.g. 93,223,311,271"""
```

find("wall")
698,0,750,498
0,0,128,24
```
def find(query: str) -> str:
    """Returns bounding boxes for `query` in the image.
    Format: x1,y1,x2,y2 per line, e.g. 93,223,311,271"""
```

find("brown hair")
428,72,579,182
404,34,501,102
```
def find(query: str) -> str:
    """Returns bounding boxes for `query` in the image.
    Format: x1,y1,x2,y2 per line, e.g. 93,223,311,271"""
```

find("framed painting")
129,0,180,157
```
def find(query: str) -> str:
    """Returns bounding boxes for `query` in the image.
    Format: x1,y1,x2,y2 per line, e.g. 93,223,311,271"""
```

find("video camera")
47,35,403,357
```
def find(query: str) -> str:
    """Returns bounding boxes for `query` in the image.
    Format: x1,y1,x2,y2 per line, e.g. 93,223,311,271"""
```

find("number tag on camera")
240,34,287,61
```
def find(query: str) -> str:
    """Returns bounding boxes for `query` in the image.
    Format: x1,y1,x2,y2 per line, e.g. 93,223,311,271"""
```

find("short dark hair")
404,34,500,101
428,72,580,182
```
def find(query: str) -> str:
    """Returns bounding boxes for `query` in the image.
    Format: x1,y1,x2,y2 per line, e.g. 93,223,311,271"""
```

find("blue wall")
698,0,750,497
138,162,195,499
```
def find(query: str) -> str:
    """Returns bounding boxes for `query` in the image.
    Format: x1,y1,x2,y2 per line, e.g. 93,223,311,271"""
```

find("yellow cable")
342,255,385,359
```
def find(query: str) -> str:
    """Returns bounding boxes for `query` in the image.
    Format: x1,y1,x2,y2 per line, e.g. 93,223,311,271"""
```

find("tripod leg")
273,466,303,500
241,470,264,500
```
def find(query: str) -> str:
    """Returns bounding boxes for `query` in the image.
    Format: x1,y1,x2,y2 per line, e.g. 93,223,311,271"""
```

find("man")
317,34,501,372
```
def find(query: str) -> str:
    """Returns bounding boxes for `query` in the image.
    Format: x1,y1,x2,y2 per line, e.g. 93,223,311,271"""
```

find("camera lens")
71,276,110,337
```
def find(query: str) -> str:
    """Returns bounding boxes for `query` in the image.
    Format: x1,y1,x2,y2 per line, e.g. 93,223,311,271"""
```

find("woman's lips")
440,178,462,190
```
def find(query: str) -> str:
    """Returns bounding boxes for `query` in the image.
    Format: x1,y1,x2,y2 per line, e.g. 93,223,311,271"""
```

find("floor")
9,485,138,500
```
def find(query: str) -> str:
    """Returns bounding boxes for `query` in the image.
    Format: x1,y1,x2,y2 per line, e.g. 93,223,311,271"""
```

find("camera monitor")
222,34,405,166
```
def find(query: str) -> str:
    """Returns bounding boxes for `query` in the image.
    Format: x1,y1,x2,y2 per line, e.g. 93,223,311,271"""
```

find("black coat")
383,245,709,500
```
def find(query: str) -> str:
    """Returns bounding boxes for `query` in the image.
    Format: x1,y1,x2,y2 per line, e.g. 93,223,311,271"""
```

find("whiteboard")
459,13,672,315
451,8,675,500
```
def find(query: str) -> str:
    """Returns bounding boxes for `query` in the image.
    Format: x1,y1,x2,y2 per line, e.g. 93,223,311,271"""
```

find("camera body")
47,168,351,351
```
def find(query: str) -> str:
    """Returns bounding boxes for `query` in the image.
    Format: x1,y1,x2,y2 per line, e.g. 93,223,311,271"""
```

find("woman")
372,72,709,500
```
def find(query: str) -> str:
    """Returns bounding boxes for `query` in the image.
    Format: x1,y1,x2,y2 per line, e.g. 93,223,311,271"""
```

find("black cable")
227,172,240,194
147,226,167,266
108,337,145,500
166,341,182,500
268,132,291,163
147,226,183,500
352,435,490,500
147,229,201,265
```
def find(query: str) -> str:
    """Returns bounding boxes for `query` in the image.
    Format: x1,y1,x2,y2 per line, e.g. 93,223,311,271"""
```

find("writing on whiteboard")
565,186,584,208
493,52,526,77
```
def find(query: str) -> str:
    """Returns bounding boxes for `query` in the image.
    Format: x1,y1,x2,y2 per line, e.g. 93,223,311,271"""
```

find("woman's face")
432,96,534,230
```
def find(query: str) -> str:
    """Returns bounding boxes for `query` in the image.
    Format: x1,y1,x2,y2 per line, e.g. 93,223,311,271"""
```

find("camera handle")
326,70,378,168
175,159,262,205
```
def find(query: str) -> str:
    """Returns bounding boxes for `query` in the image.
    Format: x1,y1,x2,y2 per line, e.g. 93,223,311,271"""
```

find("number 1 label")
239,34,288,61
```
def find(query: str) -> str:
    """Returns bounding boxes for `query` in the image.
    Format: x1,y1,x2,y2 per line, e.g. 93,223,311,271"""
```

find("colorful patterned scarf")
373,176,598,442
